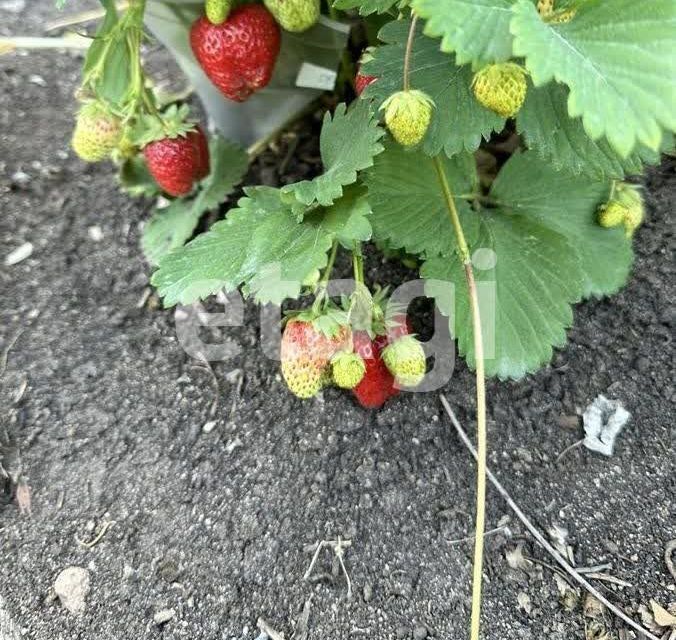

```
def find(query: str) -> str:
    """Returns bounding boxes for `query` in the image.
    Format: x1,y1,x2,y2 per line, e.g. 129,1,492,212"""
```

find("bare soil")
1,3,675,639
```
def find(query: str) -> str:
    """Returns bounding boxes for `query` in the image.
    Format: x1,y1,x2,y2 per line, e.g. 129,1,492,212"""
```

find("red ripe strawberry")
281,319,350,399
352,331,398,409
355,68,377,96
190,5,281,103
144,127,210,197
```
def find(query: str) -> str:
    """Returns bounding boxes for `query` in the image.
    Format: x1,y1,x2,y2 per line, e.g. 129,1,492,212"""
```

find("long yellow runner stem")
433,155,487,640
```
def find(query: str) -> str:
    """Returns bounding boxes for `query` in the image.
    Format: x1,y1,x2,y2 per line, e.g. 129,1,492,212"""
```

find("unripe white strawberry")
380,90,434,147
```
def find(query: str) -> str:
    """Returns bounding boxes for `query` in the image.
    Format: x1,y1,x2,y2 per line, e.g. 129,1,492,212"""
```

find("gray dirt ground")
1,2,675,639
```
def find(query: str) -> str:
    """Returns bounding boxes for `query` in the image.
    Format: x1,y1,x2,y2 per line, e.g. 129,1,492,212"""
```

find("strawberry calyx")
131,104,198,149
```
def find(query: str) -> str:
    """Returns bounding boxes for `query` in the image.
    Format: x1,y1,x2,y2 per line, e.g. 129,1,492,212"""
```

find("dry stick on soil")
433,153,488,640
447,525,511,546
257,618,286,640
75,520,116,548
440,395,660,640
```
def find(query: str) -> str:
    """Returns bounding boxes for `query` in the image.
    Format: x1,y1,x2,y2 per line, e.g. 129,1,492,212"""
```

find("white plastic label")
295,62,338,91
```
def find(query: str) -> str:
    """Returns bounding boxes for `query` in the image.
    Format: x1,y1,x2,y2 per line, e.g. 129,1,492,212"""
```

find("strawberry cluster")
280,306,426,410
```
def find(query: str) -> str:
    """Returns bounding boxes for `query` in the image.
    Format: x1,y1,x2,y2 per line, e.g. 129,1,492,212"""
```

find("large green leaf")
517,81,661,179
423,212,583,379
365,142,479,257
411,0,516,65
281,101,384,213
490,152,633,298
422,150,635,378
511,0,676,157
152,186,374,307
141,137,248,266
362,19,505,157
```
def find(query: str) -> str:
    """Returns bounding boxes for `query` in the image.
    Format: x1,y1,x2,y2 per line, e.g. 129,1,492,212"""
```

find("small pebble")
153,609,175,626
413,626,428,640
88,226,104,242
5,242,33,266
53,567,90,615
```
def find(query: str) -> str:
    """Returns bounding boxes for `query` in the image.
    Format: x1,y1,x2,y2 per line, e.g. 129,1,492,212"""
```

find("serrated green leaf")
411,0,516,65
511,0,676,157
192,137,249,213
318,184,372,248
490,151,633,298
365,141,479,257
152,184,374,306
142,137,248,266
332,0,399,15
142,200,202,267
517,81,661,179
362,20,505,157
423,212,584,379
281,101,385,213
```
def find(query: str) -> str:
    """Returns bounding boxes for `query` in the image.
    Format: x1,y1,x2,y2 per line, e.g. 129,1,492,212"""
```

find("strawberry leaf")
142,136,248,265
423,150,635,379
489,151,633,298
362,20,505,157
511,0,676,157
365,141,479,257
281,101,385,214
332,0,400,15
423,212,583,379
517,81,662,179
318,184,372,248
152,185,375,306
410,0,517,65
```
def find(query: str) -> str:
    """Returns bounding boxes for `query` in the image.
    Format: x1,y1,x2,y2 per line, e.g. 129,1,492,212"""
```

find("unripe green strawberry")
71,102,122,162
472,63,528,119
380,90,434,148
205,0,231,24
332,352,366,390
381,335,426,388
598,201,627,229
263,0,319,33
598,183,645,237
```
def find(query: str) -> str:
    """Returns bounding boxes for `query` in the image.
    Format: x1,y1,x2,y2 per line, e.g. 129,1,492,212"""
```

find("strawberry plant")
64,0,675,637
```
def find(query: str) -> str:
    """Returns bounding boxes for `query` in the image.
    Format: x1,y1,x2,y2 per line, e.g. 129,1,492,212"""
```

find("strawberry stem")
402,14,419,92
352,241,364,285
313,240,339,312
433,154,487,640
